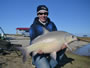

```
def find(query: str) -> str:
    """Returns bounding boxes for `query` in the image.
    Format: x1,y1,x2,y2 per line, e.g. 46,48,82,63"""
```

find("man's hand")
37,49,43,54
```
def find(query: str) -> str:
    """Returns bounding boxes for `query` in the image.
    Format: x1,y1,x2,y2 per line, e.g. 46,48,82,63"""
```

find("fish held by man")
18,31,77,62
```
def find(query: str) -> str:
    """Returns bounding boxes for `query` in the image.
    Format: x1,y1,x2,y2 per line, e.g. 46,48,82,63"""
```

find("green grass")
0,51,90,68
78,37,90,43
61,52,90,68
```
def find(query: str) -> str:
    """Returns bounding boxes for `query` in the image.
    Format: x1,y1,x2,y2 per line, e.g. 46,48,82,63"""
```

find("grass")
0,36,90,68
78,37,90,43
61,52,90,68
0,51,90,68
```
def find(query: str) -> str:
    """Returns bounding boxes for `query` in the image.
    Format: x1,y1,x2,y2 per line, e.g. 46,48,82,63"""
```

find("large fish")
18,31,77,62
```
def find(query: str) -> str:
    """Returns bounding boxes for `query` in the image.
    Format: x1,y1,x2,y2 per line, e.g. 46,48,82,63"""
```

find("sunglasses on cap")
37,12,48,15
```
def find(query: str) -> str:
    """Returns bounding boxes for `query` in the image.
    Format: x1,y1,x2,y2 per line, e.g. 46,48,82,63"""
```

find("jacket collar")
33,17,51,24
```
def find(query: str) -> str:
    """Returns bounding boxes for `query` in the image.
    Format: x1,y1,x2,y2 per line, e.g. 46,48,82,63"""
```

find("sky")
0,0,90,37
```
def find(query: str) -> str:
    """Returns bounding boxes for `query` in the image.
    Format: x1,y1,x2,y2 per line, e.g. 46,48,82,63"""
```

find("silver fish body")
19,31,77,62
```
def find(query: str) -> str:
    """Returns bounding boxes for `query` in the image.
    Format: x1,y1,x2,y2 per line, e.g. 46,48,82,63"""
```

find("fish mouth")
68,40,77,44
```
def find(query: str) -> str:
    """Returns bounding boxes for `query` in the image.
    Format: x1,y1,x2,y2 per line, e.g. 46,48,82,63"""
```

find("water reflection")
74,44,90,56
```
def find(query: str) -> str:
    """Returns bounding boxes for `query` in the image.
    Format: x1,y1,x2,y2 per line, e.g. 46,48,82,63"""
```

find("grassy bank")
0,51,90,68
62,52,90,68
78,37,90,43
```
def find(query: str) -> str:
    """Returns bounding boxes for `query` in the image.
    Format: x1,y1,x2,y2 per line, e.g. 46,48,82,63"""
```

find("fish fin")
65,43,72,52
50,52,57,60
32,52,37,56
42,27,49,34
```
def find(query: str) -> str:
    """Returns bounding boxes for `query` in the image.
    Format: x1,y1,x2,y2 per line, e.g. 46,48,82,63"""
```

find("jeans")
32,48,66,68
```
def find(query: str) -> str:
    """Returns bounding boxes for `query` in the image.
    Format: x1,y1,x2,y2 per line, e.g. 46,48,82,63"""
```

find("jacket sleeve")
52,22,57,31
29,25,36,42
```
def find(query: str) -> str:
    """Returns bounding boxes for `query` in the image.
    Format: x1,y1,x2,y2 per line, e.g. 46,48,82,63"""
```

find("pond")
74,44,90,56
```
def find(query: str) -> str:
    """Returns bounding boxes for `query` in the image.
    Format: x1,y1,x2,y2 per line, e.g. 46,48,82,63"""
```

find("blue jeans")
32,49,66,68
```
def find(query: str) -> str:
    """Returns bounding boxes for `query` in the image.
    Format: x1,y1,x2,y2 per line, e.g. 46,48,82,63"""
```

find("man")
29,5,67,68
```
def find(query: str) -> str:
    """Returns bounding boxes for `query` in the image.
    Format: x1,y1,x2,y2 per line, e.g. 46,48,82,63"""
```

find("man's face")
37,11,48,23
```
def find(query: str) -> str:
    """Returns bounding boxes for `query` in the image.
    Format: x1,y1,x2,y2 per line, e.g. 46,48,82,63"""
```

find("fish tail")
16,47,28,63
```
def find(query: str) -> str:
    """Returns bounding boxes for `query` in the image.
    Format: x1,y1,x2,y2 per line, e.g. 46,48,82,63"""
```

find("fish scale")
18,31,77,63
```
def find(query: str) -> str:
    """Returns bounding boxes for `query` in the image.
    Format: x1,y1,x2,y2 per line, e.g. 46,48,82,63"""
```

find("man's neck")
39,19,47,25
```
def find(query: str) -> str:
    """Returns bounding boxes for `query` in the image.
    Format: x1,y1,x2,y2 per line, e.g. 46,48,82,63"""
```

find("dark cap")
37,5,48,12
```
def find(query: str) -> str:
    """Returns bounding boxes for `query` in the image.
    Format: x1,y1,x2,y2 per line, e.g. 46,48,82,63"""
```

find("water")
74,44,90,56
